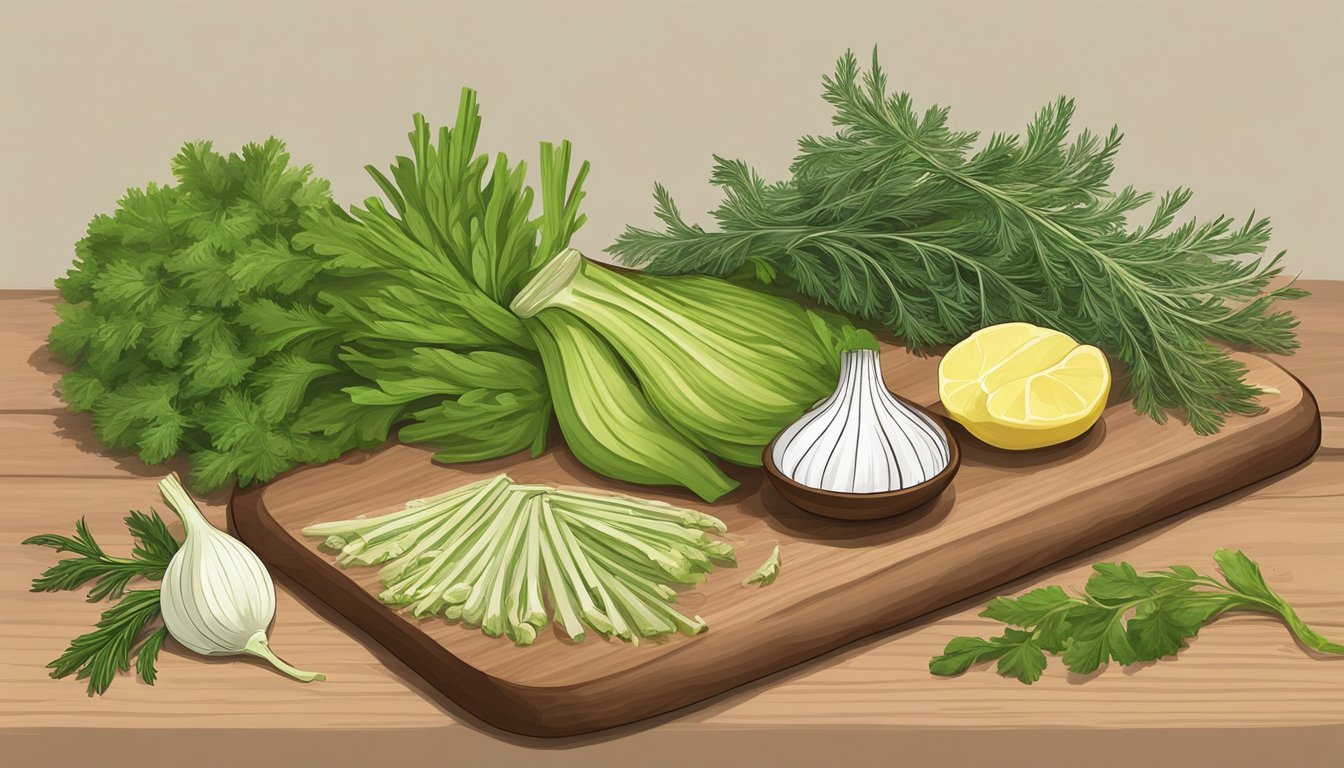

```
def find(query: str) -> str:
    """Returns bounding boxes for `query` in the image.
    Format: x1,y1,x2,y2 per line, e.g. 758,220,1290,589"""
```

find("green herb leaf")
135,626,169,685
228,237,326,296
1211,548,1277,603
980,585,1078,652
1126,592,1228,662
930,629,1047,684
929,636,1013,677
46,590,163,696
1211,548,1344,654
124,509,182,568
1085,562,1160,603
933,551,1343,685
994,629,1049,685
24,512,179,601
980,585,1075,627
251,354,340,421
28,512,180,694
1059,603,1138,674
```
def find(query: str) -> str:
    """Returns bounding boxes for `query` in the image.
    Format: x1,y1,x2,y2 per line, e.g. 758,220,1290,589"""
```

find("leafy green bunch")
612,50,1305,434
930,549,1342,684
24,511,181,694
49,138,375,489
295,88,589,465
50,89,588,491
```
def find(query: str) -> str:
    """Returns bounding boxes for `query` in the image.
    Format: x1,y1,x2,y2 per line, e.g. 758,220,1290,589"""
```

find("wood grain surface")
2,287,1342,765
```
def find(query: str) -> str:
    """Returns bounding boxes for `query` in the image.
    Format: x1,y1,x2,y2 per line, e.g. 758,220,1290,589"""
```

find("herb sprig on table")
611,49,1305,435
930,549,1343,684
24,511,180,694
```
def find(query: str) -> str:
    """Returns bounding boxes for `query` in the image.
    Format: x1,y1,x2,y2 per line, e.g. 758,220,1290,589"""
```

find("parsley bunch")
931,549,1342,684
24,511,181,694
49,138,371,489
611,50,1305,434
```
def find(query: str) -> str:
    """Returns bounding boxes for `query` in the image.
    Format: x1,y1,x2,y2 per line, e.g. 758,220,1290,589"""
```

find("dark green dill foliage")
25,511,182,694
296,88,589,464
611,50,1305,434
24,510,179,601
50,139,380,490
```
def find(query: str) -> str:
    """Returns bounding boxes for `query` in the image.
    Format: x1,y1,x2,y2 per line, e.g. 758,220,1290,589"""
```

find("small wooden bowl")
761,396,961,521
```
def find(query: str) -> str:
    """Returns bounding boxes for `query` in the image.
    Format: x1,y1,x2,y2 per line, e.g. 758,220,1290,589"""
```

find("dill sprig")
24,511,181,695
611,49,1306,434
25,511,179,601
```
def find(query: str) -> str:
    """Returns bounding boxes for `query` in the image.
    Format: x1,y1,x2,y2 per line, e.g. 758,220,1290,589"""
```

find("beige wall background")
2,0,1340,288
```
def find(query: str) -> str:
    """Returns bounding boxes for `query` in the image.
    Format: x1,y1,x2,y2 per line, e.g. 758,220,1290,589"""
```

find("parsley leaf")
994,629,1049,684
1126,592,1229,662
928,636,1012,677
928,629,1048,684
931,550,1342,684
1059,603,1138,674
979,585,1077,652
1212,547,1279,603
1212,548,1344,655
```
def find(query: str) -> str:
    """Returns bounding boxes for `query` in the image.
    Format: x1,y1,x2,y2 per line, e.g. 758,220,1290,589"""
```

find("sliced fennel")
304,475,735,645
526,309,738,501
513,248,865,467
743,545,782,587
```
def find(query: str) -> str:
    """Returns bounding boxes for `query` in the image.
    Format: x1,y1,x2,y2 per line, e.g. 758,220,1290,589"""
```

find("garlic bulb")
158,473,324,683
772,348,950,493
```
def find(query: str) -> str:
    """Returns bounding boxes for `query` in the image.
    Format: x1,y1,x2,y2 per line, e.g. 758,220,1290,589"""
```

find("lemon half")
938,322,1111,450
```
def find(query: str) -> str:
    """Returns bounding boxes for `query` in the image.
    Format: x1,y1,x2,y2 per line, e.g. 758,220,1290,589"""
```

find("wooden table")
2,286,1340,767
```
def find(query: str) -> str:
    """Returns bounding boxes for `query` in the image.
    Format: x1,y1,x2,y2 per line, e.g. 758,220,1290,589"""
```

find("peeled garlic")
772,348,950,493
157,473,324,683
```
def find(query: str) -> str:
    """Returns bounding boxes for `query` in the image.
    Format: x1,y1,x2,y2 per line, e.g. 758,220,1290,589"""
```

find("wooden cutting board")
230,345,1319,738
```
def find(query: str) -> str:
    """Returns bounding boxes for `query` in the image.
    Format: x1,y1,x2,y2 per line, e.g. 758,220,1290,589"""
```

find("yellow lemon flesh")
938,322,1111,450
